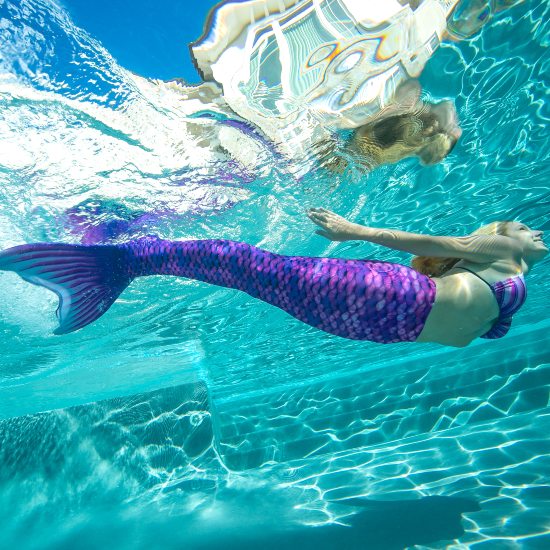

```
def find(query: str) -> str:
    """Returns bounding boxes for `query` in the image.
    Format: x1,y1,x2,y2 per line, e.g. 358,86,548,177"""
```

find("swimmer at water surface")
0,209,545,347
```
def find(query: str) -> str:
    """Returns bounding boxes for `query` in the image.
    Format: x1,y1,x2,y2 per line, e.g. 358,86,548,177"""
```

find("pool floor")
1,320,548,549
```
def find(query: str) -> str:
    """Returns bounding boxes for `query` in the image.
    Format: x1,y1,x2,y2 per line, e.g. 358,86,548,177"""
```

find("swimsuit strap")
453,266,494,290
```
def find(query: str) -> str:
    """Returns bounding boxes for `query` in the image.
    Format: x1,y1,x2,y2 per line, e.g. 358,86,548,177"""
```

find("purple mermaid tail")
0,237,436,342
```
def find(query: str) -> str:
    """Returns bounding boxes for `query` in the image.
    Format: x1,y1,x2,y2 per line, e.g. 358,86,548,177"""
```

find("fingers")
307,208,348,241
308,207,334,215
307,207,338,224
307,209,328,225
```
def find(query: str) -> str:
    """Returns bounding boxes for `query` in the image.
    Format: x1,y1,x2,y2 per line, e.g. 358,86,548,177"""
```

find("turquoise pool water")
0,0,549,548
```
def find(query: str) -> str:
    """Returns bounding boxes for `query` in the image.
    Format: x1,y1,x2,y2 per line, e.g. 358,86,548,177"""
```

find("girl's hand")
307,208,363,241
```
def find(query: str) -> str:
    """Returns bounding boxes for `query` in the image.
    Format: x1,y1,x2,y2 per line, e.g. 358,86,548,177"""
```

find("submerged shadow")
334,495,481,549
218,495,480,550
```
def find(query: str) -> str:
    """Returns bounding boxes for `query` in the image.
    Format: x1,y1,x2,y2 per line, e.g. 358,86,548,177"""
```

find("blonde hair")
411,221,511,277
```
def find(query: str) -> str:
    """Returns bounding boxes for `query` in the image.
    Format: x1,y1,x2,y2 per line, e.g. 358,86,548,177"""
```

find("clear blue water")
0,0,549,548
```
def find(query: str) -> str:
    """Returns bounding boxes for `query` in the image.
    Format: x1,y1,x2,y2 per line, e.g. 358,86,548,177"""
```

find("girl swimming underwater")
0,209,545,347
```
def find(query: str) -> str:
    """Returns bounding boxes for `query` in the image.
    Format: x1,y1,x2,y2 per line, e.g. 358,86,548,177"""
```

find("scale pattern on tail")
123,237,437,343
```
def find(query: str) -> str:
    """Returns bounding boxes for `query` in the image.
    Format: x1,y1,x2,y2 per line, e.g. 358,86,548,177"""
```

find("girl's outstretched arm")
307,208,519,264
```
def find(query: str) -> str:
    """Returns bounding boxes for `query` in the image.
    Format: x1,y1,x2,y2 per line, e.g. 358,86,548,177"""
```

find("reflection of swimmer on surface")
0,208,545,347
184,0,521,173
350,100,461,168
326,80,463,172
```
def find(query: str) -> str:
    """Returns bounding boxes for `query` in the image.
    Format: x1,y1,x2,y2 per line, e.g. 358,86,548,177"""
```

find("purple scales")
121,237,436,343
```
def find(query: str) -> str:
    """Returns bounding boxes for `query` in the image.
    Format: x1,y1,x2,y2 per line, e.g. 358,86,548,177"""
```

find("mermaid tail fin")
0,243,131,334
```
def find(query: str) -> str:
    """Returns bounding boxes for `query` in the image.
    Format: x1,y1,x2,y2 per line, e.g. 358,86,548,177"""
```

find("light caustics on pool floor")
0,320,549,548
0,0,549,548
